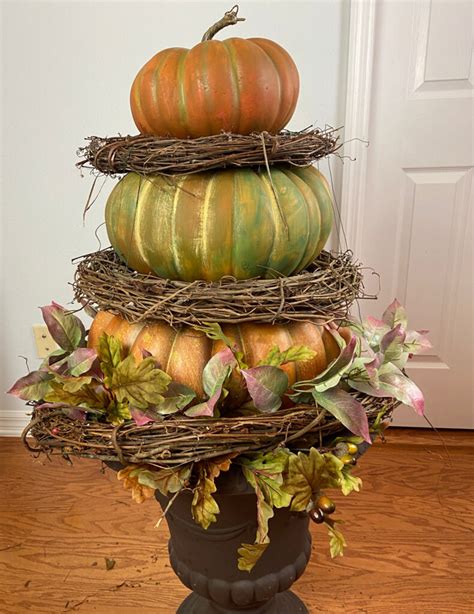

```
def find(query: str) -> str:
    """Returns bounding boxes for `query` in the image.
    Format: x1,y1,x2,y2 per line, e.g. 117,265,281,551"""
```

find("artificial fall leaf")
237,543,269,573
240,366,288,413
60,375,94,393
97,333,123,378
135,465,192,495
202,348,237,398
7,370,53,401
241,450,291,509
191,459,232,530
327,523,347,558
312,387,371,443
382,298,408,329
259,345,316,367
106,355,171,409
240,450,291,570
117,465,156,504
193,322,234,347
340,468,362,496
44,380,108,409
67,348,97,377
40,302,86,351
107,400,132,426
283,448,344,512
191,475,220,530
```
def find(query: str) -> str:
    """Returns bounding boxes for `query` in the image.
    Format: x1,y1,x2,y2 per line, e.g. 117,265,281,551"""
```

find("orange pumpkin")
130,8,299,138
88,312,349,403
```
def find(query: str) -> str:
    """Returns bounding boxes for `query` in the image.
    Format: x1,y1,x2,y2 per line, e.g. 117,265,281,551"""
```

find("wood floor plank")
1,428,473,613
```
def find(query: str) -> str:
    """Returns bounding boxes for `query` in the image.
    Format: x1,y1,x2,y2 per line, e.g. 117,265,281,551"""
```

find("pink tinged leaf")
404,330,433,354
312,388,371,443
202,347,237,397
184,391,220,417
380,324,407,363
62,407,87,421
140,348,162,368
67,348,98,377
382,299,408,329
130,407,155,426
347,378,392,398
365,354,383,383
7,370,53,401
378,367,425,415
311,336,358,392
363,316,390,348
240,366,289,413
157,382,196,415
40,303,86,351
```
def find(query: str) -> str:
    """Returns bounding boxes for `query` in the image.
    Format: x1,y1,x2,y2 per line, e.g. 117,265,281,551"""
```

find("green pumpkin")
105,166,333,281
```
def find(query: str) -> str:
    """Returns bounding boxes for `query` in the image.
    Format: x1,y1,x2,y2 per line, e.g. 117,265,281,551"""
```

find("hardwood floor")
0,428,472,613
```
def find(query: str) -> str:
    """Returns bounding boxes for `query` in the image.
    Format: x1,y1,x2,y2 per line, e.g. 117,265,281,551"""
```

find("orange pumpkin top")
130,6,299,138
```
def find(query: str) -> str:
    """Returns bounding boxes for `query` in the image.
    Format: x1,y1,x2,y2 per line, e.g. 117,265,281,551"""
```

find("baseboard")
0,412,30,437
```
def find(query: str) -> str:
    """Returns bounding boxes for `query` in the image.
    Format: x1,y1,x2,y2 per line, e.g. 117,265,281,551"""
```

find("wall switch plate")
33,324,59,358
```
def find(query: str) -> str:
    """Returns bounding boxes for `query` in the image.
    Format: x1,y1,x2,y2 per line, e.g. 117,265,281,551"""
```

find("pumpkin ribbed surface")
105,166,333,282
88,312,345,400
130,37,299,138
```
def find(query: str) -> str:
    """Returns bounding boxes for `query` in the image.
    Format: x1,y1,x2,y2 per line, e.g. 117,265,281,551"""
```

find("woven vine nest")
73,248,371,326
76,127,341,177
22,395,399,469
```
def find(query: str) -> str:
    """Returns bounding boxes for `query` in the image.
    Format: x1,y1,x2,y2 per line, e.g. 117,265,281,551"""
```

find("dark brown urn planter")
155,465,311,613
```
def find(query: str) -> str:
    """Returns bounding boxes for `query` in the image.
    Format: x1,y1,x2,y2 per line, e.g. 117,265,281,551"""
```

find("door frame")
340,0,377,257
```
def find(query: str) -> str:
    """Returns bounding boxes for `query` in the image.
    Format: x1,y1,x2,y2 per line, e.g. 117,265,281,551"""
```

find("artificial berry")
317,495,336,515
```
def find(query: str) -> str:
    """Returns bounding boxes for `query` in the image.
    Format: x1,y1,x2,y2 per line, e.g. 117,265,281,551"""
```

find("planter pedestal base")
177,590,308,613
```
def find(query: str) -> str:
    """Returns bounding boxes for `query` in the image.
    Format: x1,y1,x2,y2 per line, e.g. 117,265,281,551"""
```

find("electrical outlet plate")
33,324,59,358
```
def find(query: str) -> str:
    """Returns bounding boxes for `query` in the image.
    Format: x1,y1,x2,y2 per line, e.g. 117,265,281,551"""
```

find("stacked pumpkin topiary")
12,7,430,614
96,5,336,386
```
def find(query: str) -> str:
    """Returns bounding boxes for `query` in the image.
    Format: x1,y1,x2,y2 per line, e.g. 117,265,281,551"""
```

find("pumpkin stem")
201,5,245,41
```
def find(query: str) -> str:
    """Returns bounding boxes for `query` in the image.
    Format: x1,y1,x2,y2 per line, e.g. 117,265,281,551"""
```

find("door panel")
345,0,473,428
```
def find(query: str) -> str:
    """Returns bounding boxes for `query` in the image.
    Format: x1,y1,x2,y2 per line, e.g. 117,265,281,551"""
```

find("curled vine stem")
202,5,245,41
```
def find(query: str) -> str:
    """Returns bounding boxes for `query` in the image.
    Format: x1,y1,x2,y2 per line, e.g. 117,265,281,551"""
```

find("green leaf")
240,450,292,509
106,355,171,409
290,336,358,400
193,322,234,348
312,388,371,443
191,459,232,529
340,467,362,496
192,476,220,530
327,522,347,558
237,543,269,572
134,465,192,495
239,450,292,570
7,370,53,401
40,302,86,351
259,345,316,367
61,375,94,393
44,379,108,409
283,448,344,512
241,366,288,412
107,400,131,426
97,333,123,378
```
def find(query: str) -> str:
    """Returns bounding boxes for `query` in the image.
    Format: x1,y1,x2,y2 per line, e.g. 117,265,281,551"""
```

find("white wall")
0,0,350,435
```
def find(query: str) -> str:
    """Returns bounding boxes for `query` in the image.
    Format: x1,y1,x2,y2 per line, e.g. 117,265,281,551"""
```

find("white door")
341,0,473,428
